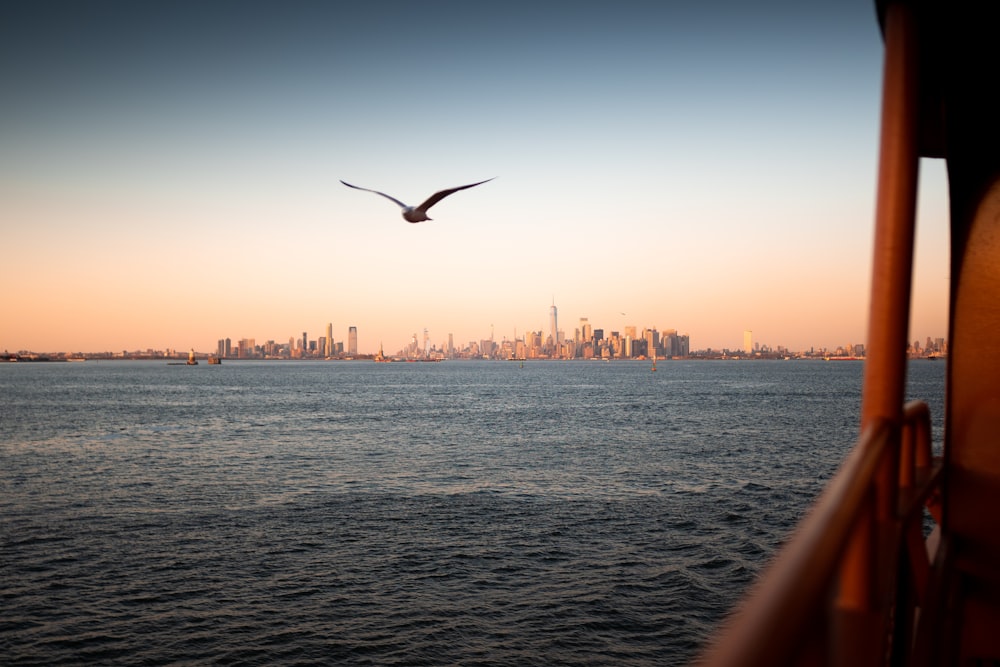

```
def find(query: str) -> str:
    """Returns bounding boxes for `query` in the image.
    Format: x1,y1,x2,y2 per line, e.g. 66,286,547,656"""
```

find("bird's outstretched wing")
340,180,408,209
413,178,495,215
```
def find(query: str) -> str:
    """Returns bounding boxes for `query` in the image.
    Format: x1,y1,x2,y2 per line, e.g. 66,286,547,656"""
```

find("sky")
1,1,950,355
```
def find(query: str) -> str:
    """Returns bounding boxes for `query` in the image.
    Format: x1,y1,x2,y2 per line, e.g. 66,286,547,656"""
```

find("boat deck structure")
697,1,1000,664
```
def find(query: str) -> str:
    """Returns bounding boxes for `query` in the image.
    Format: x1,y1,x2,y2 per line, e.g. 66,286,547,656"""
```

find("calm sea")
1,359,945,665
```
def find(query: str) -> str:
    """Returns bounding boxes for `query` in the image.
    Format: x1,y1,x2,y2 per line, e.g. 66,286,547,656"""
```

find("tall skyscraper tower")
348,326,357,356
744,330,753,354
549,300,558,348
325,323,333,357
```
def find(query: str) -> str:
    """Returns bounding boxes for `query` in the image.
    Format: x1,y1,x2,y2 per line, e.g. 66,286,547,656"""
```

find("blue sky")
1,1,949,354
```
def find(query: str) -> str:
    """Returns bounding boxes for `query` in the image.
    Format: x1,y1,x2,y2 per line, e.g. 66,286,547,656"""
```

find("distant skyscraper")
326,323,333,357
744,330,753,354
348,326,357,356
678,334,690,357
549,301,558,347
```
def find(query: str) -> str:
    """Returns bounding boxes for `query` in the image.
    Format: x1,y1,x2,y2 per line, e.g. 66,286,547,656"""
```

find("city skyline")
2,2,949,355
5,299,947,360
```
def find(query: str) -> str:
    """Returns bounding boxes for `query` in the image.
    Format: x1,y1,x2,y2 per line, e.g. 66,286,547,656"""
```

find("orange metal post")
909,403,931,470
860,1,920,431
840,0,921,624
900,420,916,489
836,491,877,611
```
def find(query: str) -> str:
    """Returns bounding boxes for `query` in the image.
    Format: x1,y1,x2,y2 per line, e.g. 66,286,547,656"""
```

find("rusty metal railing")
696,400,941,666
697,2,948,663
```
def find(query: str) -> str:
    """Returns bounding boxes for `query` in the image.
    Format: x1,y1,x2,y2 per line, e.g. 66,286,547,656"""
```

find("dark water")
1,359,945,665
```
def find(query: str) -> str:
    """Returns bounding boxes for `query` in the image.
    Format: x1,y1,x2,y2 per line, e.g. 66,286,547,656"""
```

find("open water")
1,359,945,665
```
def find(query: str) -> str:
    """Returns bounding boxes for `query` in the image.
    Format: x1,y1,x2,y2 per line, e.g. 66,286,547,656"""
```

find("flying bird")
340,178,494,223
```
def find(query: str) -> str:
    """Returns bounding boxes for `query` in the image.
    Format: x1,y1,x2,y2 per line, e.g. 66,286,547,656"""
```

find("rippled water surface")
1,359,945,665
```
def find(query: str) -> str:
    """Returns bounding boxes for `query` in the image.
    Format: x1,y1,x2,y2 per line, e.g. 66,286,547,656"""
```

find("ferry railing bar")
859,0,920,435
696,402,941,666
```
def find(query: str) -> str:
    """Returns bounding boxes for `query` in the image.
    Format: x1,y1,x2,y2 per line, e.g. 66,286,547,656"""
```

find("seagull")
340,178,494,223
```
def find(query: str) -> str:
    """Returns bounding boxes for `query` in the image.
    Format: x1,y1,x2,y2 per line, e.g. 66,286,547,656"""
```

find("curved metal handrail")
696,401,940,666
